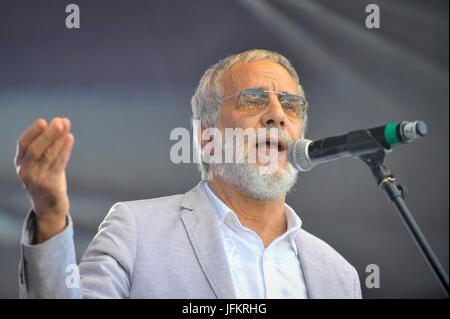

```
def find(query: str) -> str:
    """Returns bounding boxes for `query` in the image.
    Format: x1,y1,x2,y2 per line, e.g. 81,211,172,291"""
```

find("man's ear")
200,123,213,149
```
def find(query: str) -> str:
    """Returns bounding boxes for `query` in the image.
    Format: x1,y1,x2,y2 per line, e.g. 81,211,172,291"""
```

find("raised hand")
15,117,74,243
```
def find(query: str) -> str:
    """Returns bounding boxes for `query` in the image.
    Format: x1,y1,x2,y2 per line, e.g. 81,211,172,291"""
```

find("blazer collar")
180,181,236,299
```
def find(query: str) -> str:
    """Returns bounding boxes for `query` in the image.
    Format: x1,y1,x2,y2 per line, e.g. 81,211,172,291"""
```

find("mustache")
273,129,294,148
220,127,294,160
218,128,295,150
248,128,294,148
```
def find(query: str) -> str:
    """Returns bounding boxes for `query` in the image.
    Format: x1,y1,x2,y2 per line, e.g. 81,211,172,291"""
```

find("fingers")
51,133,74,172
39,118,71,169
22,118,66,166
16,118,47,167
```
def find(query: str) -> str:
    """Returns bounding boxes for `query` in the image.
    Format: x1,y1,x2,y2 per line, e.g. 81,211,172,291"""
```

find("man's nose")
260,96,287,128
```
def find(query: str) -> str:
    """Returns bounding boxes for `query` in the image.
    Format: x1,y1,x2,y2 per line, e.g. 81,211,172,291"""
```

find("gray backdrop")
0,0,448,298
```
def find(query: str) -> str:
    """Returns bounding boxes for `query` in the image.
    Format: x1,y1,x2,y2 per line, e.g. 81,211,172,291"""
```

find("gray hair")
191,49,308,180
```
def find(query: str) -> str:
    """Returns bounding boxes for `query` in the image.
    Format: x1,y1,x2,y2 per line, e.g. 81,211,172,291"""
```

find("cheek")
298,122,303,138
286,118,302,140
219,104,241,129
219,109,258,131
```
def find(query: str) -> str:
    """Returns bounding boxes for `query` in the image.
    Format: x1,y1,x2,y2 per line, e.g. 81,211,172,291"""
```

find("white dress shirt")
204,183,309,299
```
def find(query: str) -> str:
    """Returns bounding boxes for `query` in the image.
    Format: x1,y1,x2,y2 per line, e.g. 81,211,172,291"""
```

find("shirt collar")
204,181,232,226
204,182,303,247
283,203,303,251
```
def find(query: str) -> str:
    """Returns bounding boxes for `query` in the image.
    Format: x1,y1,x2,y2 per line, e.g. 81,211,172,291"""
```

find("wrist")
34,212,68,244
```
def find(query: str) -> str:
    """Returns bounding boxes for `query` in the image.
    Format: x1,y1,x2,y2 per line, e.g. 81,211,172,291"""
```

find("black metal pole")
361,151,449,296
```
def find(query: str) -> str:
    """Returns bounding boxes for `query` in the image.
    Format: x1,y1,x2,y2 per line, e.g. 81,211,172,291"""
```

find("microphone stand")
357,138,449,296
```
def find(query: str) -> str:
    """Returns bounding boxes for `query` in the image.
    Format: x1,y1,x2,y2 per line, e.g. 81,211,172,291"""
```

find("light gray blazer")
19,181,362,299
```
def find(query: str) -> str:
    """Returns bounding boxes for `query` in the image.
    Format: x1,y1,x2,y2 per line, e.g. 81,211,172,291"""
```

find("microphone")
288,121,428,171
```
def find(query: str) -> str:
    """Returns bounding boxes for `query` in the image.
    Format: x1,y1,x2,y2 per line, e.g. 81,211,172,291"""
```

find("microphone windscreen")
287,139,314,172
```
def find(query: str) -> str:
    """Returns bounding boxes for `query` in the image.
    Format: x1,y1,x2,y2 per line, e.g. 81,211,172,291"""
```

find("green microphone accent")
385,122,400,145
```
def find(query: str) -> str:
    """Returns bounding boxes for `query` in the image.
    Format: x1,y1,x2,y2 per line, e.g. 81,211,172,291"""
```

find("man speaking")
15,49,362,298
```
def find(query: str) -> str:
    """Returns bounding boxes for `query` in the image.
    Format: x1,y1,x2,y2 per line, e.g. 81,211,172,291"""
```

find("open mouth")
256,138,286,152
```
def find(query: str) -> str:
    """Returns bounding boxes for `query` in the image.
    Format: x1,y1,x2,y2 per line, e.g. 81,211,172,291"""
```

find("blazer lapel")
295,231,331,299
180,182,236,299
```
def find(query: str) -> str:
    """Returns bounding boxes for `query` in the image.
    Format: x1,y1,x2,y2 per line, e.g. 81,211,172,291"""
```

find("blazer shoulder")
117,193,186,217
113,182,204,220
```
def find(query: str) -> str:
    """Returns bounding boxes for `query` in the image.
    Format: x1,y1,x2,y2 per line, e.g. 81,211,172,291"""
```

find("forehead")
221,59,298,95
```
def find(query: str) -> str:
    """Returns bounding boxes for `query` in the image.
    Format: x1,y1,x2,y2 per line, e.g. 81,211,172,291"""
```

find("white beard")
213,159,298,201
